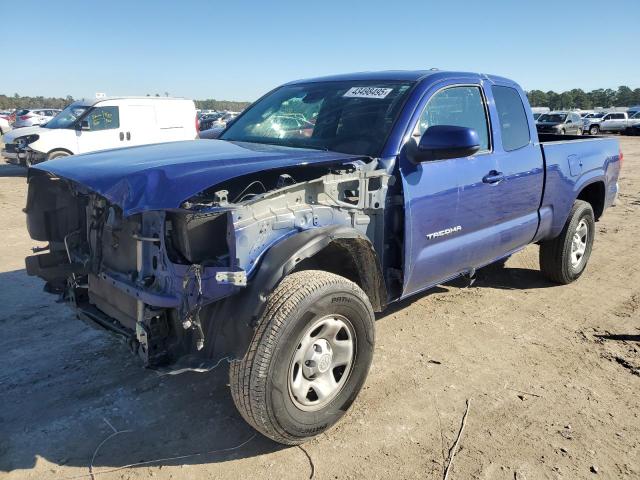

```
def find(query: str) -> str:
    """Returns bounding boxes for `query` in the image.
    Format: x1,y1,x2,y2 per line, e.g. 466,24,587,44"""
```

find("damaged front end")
25,159,390,372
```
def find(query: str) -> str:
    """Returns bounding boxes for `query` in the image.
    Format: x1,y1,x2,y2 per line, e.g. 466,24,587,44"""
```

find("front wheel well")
47,148,74,158
577,181,605,220
292,238,387,312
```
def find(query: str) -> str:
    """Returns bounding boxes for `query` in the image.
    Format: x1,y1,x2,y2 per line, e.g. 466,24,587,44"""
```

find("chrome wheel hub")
570,219,588,268
288,314,355,412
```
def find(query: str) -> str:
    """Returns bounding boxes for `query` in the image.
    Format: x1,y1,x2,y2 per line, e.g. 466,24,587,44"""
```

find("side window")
491,86,531,151
86,106,120,131
415,86,490,151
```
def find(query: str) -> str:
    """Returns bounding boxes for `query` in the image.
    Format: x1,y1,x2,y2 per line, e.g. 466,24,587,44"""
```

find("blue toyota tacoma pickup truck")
24,70,622,445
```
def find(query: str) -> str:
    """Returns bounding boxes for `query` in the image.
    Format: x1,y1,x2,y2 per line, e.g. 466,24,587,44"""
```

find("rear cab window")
491,86,530,151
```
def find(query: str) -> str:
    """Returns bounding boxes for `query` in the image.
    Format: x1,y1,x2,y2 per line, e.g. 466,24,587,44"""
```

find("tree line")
0,94,75,110
195,99,251,111
4,86,640,113
527,86,640,110
0,93,251,112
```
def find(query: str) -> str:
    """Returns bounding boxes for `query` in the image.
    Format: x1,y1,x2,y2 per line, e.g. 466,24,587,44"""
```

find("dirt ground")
1,137,639,480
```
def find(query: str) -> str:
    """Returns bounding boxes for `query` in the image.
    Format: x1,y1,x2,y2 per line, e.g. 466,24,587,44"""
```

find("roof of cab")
285,70,520,87
285,70,439,84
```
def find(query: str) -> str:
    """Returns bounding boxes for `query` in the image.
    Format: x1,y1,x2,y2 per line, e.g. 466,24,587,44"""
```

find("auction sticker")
343,87,393,99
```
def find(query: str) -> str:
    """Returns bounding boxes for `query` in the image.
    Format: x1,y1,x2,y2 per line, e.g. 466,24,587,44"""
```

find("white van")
1,97,197,166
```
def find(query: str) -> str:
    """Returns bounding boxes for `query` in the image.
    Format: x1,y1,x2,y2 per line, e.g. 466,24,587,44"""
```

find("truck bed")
535,133,621,241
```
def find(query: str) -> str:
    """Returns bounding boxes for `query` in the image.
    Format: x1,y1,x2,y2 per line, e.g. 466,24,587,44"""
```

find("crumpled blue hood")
33,140,363,215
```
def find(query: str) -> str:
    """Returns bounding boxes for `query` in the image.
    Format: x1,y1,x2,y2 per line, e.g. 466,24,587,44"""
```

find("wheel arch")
47,148,74,158
291,234,387,313
206,226,387,359
254,225,387,315
576,179,606,220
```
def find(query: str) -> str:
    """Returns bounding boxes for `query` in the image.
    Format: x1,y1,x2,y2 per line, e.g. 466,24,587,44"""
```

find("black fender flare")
206,225,387,358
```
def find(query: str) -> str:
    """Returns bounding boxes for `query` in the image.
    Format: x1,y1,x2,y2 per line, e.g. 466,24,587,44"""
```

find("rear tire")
539,200,595,284
229,270,375,445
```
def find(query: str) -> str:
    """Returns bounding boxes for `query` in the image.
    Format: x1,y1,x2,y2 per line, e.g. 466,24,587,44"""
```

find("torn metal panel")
228,167,389,276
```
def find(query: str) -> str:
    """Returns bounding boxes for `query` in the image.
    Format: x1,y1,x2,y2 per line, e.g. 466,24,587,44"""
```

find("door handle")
126,132,131,141
482,170,504,184
119,132,124,141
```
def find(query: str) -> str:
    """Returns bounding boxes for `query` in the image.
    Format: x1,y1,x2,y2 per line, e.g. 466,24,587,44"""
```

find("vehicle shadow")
594,333,640,342
469,264,556,290
0,269,284,474
375,264,553,323
0,163,26,178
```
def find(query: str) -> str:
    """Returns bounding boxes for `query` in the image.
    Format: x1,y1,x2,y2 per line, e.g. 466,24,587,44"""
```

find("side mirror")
411,125,480,163
78,120,90,131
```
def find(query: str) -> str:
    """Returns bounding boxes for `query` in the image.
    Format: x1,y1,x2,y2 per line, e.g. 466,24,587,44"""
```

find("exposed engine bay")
25,160,394,371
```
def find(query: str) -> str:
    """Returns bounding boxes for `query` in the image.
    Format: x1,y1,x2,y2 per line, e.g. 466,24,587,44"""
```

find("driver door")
400,82,502,296
76,106,122,154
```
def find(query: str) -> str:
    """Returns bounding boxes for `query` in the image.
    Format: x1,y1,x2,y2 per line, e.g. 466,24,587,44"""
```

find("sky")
3,0,639,101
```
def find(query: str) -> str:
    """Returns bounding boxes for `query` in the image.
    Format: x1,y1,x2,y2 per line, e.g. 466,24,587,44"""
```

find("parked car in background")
0,110,16,123
536,111,583,135
626,120,640,136
2,97,197,166
24,70,621,445
627,105,640,118
531,107,550,118
582,112,609,135
198,111,240,138
533,112,543,122
13,109,61,128
599,112,640,134
217,111,239,126
0,116,11,135
199,112,224,131
198,124,226,139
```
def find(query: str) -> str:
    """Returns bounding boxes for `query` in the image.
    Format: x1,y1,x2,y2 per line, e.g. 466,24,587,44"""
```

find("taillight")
619,148,624,168
195,114,200,136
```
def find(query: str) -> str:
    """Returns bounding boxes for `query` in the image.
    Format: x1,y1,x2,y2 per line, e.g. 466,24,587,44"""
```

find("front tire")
539,200,595,284
47,150,70,160
230,270,375,445
589,125,600,136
